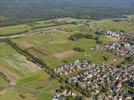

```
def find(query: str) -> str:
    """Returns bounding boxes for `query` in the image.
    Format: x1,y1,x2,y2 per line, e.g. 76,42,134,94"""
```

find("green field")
0,18,77,36
0,71,60,100
17,71,60,100
30,20,56,28
0,43,41,77
95,20,134,32
0,76,9,87
11,18,129,68
12,30,97,68
0,25,32,35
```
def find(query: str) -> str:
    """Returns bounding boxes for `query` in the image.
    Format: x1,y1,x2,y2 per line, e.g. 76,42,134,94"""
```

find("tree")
75,96,83,100
95,28,104,35
125,56,134,63
85,34,94,39
73,47,85,52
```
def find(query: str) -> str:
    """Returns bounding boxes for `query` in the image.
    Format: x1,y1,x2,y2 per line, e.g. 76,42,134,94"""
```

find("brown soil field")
0,67,20,84
19,41,33,49
54,50,79,60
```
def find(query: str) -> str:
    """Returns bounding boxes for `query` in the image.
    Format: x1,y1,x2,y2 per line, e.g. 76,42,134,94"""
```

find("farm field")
0,43,60,100
0,18,79,36
94,19,134,32
12,33,98,68
0,76,9,87
11,18,129,68
0,71,60,100
0,43,41,83
0,17,134,100
0,25,32,35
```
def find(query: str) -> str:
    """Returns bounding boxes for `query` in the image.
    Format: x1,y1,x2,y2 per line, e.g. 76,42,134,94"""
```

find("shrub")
73,47,85,52
69,33,95,41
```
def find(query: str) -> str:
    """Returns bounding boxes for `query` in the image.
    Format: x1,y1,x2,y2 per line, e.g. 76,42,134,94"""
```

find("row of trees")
0,30,29,37
68,33,97,41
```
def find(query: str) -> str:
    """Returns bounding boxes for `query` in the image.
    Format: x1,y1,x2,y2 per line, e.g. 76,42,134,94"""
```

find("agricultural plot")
0,68,60,100
17,71,60,100
12,30,97,68
17,71,60,92
11,19,128,68
0,25,32,35
0,18,76,36
0,43,41,84
94,20,134,32
54,50,79,60
0,76,9,87
29,20,56,28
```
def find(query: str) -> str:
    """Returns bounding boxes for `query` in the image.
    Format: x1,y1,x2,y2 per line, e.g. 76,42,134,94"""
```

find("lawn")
38,93,52,100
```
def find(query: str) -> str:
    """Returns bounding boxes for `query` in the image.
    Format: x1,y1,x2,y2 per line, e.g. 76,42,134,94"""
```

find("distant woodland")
0,0,134,26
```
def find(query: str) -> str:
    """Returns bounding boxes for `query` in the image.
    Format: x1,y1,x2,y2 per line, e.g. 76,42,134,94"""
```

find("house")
53,95,64,100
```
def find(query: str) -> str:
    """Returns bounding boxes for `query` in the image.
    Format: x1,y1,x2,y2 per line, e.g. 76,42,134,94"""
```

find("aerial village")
53,30,134,100
0,17,134,100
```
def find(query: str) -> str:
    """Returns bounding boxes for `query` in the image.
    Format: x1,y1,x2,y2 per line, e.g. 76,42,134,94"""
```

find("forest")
0,0,134,26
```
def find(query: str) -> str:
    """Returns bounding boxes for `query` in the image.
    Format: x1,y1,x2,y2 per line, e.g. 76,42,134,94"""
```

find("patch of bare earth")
54,50,79,60
0,89,7,95
19,41,33,49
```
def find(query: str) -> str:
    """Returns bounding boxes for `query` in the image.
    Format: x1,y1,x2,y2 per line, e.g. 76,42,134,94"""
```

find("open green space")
0,18,133,100
95,20,134,32
0,25,32,35
17,71,60,100
29,20,56,28
65,50,122,66
12,31,97,68
17,71,60,92
0,43,41,77
0,18,77,36
0,71,60,100
11,18,130,68
0,76,9,87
